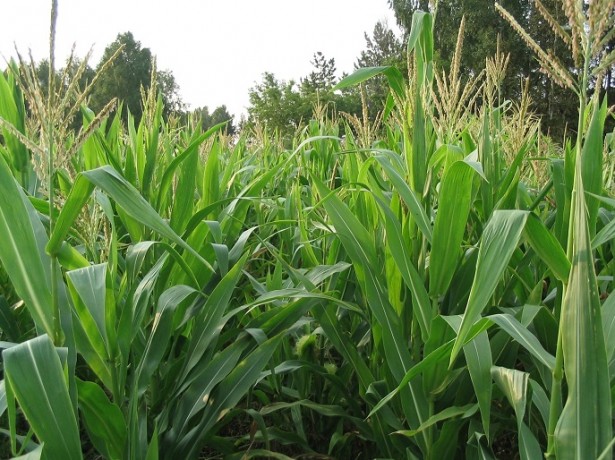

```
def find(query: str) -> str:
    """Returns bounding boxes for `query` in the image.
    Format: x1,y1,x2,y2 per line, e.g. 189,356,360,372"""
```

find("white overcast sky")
0,0,399,118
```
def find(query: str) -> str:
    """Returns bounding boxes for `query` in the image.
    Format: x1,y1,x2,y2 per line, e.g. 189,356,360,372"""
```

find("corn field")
0,2,614,459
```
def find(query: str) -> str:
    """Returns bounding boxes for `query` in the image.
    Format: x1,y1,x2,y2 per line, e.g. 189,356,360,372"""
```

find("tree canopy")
387,0,614,139
193,105,236,135
89,32,182,122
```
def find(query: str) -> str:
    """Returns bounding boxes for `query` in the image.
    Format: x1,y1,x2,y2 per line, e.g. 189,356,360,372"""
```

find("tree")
247,72,306,137
387,0,433,32
387,0,581,139
193,105,235,135
90,32,152,122
34,57,95,100
355,20,405,118
301,52,337,95
156,69,183,116
28,57,96,131
89,32,182,123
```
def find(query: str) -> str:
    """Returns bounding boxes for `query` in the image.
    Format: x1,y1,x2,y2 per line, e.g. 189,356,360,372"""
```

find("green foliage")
247,72,307,137
355,20,405,116
0,5,614,460
191,104,235,135
89,32,182,122
246,23,405,139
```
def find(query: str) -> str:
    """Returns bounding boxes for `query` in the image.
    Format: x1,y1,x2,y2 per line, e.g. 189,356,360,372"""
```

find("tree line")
7,1,614,142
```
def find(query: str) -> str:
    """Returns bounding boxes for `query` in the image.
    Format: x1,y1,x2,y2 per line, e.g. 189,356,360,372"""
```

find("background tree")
301,52,337,94
192,105,235,135
247,72,306,137
355,20,405,119
89,32,182,123
156,69,183,116
387,0,433,32
89,32,152,122
299,52,343,118
387,0,585,140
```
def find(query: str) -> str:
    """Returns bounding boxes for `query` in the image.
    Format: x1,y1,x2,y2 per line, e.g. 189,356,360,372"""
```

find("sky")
0,0,400,118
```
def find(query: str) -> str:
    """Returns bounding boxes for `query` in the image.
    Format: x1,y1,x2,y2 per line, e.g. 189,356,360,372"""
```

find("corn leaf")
555,165,612,459
312,175,429,449
430,160,477,297
524,213,570,282
491,366,541,460
373,193,432,340
374,152,433,243
489,314,556,370
464,332,493,439
450,210,528,365
46,165,214,273
581,97,607,236
0,156,54,337
3,335,82,460
76,379,126,460
395,403,478,438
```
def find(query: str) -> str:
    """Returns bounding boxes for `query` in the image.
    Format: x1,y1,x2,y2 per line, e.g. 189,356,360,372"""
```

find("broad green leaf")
157,124,225,222
373,193,432,340
259,400,367,427
430,160,477,297
140,95,163,201
489,314,556,370
0,155,54,337
179,253,249,384
519,422,543,460
3,335,82,460
66,264,112,388
199,136,221,214
581,97,607,236
76,379,126,460
66,264,108,347
46,165,214,274
137,284,200,395
312,175,429,450
602,291,615,366
313,303,375,393
0,67,28,176
12,445,43,460
431,420,463,459
524,213,570,283
467,430,496,460
555,163,612,460
368,340,453,418
589,194,615,248
450,210,528,365
407,11,434,60
334,66,391,91
550,158,571,246
0,296,20,342
394,403,478,438
0,380,6,419
530,379,550,430
592,215,615,248
374,152,433,243
176,332,285,459
464,332,492,439
171,341,245,432
491,366,528,425
491,366,541,460
598,438,615,460
313,176,412,378
169,137,198,233
145,424,159,460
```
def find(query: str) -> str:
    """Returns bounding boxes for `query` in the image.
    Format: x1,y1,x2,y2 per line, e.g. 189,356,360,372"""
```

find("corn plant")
0,1,614,459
